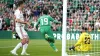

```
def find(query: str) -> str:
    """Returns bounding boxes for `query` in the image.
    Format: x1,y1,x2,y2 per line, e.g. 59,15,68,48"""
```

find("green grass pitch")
66,40,100,56
0,39,100,56
0,39,61,56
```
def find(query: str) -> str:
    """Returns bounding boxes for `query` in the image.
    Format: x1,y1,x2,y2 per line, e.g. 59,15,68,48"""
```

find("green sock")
49,42,57,51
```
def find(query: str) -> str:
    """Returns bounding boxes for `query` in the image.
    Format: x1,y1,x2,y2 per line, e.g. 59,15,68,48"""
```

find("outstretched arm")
49,16,61,24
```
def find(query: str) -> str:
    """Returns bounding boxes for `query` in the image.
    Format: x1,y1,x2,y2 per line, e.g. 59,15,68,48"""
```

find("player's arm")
53,20,61,24
15,18,31,27
15,19,27,24
49,16,61,23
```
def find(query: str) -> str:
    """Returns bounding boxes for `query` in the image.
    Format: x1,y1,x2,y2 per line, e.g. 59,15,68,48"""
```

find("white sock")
21,43,28,54
12,42,22,52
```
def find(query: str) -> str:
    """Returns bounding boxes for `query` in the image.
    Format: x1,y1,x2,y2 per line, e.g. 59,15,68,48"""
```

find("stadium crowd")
0,0,62,31
67,0,100,31
0,0,100,31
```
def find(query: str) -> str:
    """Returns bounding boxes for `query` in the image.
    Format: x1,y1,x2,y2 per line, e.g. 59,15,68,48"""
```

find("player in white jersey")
11,0,31,55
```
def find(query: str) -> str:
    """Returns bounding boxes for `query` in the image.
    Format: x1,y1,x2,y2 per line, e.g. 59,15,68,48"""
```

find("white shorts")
15,27,28,39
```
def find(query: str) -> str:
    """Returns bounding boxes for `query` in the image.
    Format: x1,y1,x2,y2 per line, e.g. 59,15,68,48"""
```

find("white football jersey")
14,9,25,27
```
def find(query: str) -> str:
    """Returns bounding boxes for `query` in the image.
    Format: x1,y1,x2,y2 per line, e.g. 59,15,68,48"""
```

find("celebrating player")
69,27,92,51
11,0,30,55
35,9,60,52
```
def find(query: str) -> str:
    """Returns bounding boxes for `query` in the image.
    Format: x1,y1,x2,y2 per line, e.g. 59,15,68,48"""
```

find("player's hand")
26,22,31,27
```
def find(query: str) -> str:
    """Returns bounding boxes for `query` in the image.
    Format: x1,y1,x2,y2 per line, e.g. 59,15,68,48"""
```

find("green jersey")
36,15,55,27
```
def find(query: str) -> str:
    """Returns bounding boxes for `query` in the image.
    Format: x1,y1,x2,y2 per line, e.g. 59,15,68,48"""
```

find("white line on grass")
68,52,100,56
0,46,15,48
84,52,100,55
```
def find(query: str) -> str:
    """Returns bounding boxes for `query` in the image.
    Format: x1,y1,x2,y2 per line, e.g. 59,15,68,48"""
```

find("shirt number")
84,37,90,44
41,18,48,25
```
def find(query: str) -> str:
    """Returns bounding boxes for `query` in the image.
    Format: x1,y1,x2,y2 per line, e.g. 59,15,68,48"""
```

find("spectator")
0,0,99,32
89,1,96,13
94,19,100,30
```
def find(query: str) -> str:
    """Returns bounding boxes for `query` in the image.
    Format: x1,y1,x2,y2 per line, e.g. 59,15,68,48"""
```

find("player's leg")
69,45,81,51
45,27,55,43
75,46,81,51
11,27,30,55
40,28,49,41
46,29,58,52
40,28,58,52
21,28,30,55
21,38,29,55
11,27,23,55
69,45,75,51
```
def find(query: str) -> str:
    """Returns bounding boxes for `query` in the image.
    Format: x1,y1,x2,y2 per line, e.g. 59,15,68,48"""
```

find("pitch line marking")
84,52,100,55
0,46,15,48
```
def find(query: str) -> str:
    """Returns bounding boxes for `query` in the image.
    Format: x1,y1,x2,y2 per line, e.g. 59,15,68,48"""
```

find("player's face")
20,3,25,8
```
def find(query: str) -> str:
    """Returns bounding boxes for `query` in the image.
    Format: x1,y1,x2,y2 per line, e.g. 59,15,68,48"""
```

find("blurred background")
0,0,63,31
0,0,100,56
0,0,100,32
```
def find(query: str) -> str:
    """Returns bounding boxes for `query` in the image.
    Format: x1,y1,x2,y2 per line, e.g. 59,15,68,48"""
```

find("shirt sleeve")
75,33,83,46
49,16,61,23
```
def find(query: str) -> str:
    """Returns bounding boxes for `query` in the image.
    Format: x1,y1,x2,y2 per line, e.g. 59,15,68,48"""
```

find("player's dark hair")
82,27,87,31
43,10,48,15
15,0,24,7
